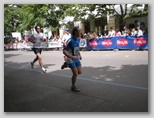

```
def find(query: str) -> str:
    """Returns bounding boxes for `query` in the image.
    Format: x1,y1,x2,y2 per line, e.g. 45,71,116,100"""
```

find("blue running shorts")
69,59,81,68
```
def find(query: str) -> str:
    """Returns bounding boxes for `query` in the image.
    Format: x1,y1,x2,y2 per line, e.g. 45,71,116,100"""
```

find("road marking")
5,65,148,90
51,73,148,90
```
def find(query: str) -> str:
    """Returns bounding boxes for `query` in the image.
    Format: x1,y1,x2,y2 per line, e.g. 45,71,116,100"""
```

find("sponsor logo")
133,38,147,46
117,38,128,46
80,40,85,46
89,40,98,48
102,39,112,47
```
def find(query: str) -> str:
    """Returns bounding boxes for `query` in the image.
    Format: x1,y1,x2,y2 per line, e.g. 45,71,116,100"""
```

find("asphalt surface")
4,49,148,112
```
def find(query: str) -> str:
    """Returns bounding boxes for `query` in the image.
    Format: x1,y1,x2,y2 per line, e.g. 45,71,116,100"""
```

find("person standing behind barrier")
143,28,148,35
29,25,47,73
88,31,97,40
63,27,82,92
127,29,131,36
131,28,137,36
61,28,71,69
62,28,71,48
108,27,115,37
102,33,108,38
115,29,121,36
122,26,128,36
134,20,140,29
136,26,143,37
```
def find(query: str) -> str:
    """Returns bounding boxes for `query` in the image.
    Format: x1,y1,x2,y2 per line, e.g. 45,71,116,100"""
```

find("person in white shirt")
122,26,128,36
108,27,115,37
62,28,71,47
61,28,71,69
131,28,137,36
136,27,143,37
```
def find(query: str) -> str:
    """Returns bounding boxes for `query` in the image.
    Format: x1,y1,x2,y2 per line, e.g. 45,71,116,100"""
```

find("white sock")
42,67,46,71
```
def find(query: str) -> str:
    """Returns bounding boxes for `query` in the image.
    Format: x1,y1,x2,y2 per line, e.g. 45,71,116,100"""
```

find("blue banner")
86,35,148,50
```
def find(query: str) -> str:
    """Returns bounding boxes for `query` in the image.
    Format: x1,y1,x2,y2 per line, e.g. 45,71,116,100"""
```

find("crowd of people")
81,20,148,40
5,19,148,51
82,27,148,41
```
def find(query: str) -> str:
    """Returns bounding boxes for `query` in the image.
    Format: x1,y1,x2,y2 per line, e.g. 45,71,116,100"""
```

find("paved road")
4,50,148,112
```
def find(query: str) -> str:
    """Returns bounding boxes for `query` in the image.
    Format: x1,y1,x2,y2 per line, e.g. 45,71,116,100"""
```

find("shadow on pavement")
4,60,148,112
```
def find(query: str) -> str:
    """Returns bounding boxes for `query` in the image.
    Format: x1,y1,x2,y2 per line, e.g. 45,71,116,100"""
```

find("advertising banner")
87,35,148,50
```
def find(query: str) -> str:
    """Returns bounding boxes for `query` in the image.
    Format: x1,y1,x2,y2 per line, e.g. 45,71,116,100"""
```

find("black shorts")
32,48,42,54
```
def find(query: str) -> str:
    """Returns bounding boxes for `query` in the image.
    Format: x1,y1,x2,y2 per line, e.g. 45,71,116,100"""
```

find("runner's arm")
78,51,82,60
63,50,78,60
28,37,36,43
63,39,78,60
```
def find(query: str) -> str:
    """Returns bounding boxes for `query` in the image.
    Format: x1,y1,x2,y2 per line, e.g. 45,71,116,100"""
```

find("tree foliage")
4,4,147,36
4,4,70,36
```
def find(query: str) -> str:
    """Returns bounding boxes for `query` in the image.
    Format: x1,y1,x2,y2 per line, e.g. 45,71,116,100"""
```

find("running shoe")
61,62,68,70
71,86,80,92
31,62,34,69
42,68,47,73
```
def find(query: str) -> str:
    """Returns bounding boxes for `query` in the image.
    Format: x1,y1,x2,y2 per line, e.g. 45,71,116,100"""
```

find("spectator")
62,28,71,47
140,22,145,30
83,33,88,39
131,28,137,36
49,36,53,41
115,29,121,36
88,31,97,40
54,35,60,41
127,29,131,36
61,28,72,69
122,26,128,36
108,27,115,37
143,27,148,35
102,33,108,38
136,26,143,37
134,20,140,29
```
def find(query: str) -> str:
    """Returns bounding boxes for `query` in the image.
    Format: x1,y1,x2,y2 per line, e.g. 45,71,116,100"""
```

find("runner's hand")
79,56,82,60
72,56,78,60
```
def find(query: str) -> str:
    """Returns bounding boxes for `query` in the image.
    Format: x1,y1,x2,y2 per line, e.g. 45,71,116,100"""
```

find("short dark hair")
35,25,40,30
71,27,79,37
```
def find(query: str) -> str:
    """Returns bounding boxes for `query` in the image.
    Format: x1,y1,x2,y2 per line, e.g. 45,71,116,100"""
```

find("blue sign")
86,35,148,50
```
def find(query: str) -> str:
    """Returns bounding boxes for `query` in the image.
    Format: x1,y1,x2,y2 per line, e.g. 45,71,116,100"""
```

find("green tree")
4,4,23,36
107,4,147,28
125,4,148,18
4,4,147,36
4,4,71,36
